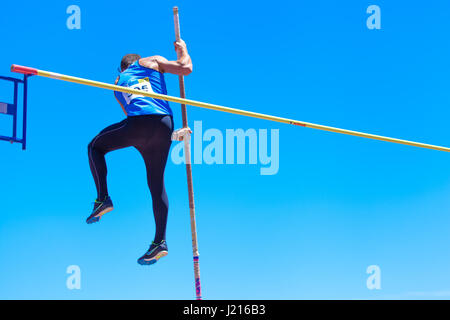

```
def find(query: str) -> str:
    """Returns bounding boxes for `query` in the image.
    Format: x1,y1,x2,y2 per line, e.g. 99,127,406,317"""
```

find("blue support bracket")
0,74,29,150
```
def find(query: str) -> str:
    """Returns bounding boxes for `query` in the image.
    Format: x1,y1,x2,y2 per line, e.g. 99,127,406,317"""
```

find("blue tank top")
114,61,172,117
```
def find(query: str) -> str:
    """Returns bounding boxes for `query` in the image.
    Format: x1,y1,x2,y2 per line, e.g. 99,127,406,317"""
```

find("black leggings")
88,114,173,243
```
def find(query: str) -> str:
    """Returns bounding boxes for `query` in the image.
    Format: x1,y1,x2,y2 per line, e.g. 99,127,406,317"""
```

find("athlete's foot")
86,196,114,224
137,240,168,265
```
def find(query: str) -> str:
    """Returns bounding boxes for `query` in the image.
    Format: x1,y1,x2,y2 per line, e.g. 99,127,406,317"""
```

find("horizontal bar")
10,64,450,152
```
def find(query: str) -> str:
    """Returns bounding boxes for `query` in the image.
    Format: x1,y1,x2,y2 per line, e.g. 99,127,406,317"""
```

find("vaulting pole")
10,64,450,153
173,6,202,300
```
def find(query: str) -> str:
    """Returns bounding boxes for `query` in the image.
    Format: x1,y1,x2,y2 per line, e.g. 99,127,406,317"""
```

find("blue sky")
1,0,450,299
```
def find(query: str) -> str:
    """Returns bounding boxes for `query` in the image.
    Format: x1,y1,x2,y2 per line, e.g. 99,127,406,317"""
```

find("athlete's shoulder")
139,56,166,73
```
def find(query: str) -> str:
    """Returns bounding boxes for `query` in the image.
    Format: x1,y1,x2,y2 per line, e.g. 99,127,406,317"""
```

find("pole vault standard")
172,6,202,300
10,65,450,153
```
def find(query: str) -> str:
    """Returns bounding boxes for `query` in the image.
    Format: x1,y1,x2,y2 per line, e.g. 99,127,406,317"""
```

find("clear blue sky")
1,0,450,299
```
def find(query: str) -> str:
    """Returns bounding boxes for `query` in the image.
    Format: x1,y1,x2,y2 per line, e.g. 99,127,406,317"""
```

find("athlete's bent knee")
88,140,94,153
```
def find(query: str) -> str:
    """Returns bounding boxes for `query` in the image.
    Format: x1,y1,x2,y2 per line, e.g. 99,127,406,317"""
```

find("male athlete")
86,40,193,265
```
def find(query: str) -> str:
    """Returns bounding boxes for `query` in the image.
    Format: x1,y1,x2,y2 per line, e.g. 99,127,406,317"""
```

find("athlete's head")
120,54,141,72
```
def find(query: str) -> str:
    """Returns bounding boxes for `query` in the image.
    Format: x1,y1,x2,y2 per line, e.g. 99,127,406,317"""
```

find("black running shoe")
137,240,168,265
86,196,114,224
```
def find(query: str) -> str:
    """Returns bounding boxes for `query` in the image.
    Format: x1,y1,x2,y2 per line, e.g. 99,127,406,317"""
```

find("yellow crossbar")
11,64,450,152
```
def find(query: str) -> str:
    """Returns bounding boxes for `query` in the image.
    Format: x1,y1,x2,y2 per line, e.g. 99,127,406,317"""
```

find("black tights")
88,114,173,243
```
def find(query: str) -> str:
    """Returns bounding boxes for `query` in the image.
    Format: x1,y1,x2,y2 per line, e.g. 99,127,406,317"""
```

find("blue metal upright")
0,74,29,150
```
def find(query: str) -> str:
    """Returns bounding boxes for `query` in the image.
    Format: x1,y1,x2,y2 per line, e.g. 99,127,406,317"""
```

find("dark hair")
120,54,141,72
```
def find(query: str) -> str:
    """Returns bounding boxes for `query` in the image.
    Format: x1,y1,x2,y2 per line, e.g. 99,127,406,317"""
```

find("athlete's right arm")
139,39,193,76
114,75,127,115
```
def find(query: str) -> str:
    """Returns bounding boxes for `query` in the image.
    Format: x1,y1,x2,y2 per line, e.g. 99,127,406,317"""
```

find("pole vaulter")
11,63,450,153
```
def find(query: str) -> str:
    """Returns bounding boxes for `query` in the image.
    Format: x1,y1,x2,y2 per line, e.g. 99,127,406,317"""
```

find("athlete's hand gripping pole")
173,6,202,300
172,127,192,142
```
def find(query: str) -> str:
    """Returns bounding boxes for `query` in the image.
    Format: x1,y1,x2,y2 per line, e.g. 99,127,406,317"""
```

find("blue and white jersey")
114,61,172,116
